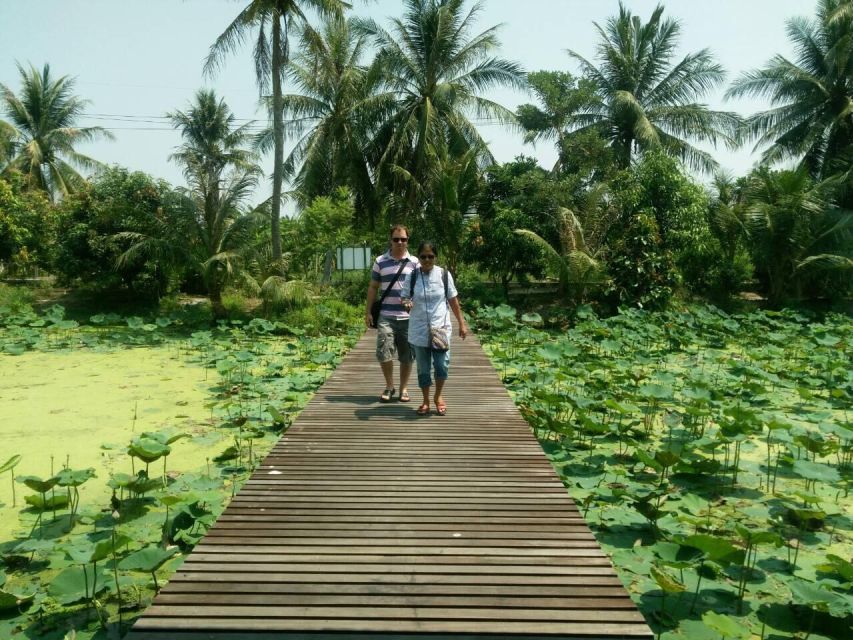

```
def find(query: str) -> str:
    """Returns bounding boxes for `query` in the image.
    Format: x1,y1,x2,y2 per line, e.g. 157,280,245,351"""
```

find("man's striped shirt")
371,251,419,319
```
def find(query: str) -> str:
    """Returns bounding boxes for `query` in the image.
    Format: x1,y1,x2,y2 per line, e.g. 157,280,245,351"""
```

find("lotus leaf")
701,611,749,639
0,455,21,474
128,438,171,463
816,554,853,583
679,534,743,565
789,579,852,618
791,459,841,483
17,475,58,493
24,493,69,510
651,565,686,593
118,546,178,572
48,566,109,604
0,589,34,611
54,467,96,487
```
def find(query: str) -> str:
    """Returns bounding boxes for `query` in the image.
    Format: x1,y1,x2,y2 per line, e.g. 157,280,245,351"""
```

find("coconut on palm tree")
204,0,349,267
568,2,739,172
355,0,525,221
727,0,853,178
0,63,111,199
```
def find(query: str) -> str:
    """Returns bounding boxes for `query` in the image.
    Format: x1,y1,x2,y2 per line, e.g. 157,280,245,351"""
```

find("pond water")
0,345,225,543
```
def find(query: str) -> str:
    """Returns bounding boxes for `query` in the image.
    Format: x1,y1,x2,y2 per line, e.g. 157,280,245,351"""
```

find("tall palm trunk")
270,11,285,266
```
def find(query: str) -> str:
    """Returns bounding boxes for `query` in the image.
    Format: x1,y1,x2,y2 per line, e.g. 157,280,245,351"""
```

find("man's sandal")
416,404,430,415
399,390,411,402
379,387,396,403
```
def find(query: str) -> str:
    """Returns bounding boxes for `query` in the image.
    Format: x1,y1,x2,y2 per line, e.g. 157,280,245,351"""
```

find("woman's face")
418,248,436,270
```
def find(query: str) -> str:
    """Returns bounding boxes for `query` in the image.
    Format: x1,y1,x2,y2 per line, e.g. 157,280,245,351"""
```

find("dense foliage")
475,304,852,640
1,0,850,309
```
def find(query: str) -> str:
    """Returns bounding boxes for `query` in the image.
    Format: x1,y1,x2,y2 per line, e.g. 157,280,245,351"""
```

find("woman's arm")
448,296,468,339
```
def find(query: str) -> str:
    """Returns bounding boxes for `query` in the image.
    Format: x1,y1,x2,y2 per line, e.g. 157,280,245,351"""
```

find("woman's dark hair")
416,240,438,256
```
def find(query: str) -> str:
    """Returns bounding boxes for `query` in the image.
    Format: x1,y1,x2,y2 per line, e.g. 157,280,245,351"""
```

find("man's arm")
365,279,380,327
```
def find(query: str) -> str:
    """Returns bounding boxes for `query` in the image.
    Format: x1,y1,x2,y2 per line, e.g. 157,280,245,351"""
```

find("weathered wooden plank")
127,328,652,639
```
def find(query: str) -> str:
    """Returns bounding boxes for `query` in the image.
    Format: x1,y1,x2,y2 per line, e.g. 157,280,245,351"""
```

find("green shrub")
0,283,35,312
606,211,679,310
220,290,255,321
277,299,360,335
329,270,372,307
260,277,314,313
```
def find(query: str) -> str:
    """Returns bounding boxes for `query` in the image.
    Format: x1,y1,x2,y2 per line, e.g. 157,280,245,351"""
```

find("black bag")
370,258,408,328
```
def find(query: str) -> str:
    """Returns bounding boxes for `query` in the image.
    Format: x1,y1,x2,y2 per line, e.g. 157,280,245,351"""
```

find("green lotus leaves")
789,580,853,618
651,565,686,593
118,546,178,572
16,475,58,494
48,566,110,604
54,467,96,488
701,611,749,639
816,554,853,583
0,589,34,611
791,459,841,483
0,455,22,474
128,437,171,464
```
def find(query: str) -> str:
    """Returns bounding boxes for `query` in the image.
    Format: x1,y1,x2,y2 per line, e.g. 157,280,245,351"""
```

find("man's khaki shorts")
376,316,415,363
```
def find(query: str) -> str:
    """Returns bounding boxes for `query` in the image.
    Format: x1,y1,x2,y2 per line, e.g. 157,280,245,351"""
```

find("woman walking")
400,241,468,416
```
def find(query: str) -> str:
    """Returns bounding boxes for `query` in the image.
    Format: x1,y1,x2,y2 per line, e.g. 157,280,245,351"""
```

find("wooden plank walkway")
127,328,652,639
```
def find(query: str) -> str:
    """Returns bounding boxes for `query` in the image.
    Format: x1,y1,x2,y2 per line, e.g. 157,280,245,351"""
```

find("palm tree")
204,0,349,267
355,0,526,220
0,63,112,199
515,190,607,304
727,0,853,177
743,167,851,303
0,120,18,171
118,91,262,316
516,70,599,173
568,2,739,172
257,15,379,225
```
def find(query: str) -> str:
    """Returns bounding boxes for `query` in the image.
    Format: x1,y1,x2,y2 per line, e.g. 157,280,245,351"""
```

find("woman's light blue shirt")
400,266,458,348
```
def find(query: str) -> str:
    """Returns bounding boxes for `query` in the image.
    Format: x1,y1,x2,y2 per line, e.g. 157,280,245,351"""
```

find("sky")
0,0,810,209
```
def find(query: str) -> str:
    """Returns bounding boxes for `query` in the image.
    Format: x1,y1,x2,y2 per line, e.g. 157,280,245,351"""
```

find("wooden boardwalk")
128,328,652,639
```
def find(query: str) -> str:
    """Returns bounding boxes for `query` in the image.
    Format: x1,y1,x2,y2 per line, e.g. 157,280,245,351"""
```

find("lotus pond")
0,304,359,639
475,304,852,640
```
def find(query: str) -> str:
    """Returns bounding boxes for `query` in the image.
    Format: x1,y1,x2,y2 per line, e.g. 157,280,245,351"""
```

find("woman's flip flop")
436,404,447,416
416,404,430,415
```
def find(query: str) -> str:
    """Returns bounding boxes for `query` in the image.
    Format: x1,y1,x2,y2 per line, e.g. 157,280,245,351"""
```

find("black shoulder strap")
410,267,448,298
409,267,419,297
379,258,408,304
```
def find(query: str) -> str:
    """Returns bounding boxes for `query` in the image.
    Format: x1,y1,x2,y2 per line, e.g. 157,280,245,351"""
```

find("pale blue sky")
1,0,809,207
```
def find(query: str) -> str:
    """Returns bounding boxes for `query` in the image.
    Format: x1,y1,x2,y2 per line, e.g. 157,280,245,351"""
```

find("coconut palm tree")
0,63,112,199
118,91,262,316
355,0,525,221
516,70,599,173
727,0,853,178
204,0,349,267
256,15,379,226
567,2,739,172
743,167,852,303
0,120,18,171
514,188,607,304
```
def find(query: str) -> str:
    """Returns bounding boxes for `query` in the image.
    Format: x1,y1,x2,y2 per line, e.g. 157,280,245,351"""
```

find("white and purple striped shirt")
371,251,419,319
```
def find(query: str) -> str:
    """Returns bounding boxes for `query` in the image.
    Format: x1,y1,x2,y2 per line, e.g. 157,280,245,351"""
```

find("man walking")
365,224,419,402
